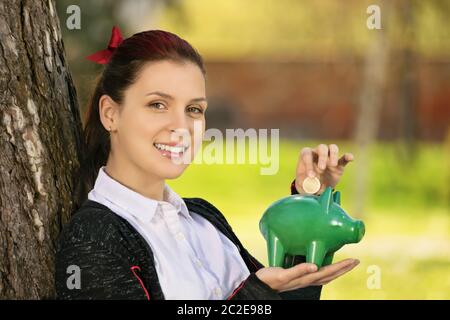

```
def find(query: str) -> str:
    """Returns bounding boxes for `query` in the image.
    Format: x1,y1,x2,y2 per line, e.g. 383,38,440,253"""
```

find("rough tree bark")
0,0,82,299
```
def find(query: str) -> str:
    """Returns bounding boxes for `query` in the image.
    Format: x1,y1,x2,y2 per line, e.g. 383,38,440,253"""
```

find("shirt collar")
92,166,191,222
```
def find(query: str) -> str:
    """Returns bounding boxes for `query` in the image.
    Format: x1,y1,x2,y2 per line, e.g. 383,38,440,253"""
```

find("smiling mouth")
153,143,189,158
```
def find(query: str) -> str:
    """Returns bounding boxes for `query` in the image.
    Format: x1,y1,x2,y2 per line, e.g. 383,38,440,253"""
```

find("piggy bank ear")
333,191,341,205
319,187,333,213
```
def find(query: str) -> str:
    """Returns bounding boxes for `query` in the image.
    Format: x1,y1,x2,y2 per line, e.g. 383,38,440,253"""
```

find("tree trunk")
353,0,391,218
395,0,418,161
0,0,82,299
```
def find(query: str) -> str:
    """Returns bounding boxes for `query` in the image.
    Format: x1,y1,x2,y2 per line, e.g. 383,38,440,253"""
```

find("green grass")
168,140,450,299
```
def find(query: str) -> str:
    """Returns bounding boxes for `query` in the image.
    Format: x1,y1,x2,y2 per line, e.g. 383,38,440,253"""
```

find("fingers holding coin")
296,144,353,195
299,145,330,177
297,147,322,194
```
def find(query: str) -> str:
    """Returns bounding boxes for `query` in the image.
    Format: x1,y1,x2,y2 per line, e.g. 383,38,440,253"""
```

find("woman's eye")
148,102,166,110
187,106,204,114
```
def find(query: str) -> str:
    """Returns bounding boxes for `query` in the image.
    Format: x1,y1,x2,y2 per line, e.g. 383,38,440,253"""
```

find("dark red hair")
74,30,206,210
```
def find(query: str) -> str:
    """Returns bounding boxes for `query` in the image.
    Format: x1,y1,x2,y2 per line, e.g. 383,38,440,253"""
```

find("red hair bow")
86,26,123,64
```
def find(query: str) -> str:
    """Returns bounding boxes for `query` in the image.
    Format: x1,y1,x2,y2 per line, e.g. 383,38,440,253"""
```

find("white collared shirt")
87,166,250,299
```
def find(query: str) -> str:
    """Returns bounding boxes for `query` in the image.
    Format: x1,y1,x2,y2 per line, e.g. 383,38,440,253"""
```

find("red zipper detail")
130,266,151,300
226,278,248,300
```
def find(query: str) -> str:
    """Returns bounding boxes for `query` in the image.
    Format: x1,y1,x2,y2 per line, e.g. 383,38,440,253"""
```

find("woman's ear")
99,95,119,132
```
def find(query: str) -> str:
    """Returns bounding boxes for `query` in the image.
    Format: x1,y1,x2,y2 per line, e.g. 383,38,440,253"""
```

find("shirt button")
194,258,203,268
214,287,222,297
175,232,185,241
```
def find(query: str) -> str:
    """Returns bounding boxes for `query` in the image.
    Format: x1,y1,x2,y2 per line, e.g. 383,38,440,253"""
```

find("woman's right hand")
255,258,360,293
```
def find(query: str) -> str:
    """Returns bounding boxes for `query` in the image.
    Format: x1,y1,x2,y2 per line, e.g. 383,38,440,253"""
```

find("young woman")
55,27,359,300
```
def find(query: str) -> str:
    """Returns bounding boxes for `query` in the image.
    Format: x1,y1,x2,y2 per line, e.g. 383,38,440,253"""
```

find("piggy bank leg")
322,252,334,267
267,230,286,267
283,255,295,268
306,241,327,268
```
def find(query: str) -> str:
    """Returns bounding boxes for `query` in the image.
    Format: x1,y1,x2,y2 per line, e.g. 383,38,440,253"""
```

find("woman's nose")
168,109,189,132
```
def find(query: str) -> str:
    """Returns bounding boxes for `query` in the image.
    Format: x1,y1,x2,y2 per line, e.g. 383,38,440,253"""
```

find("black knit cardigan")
55,196,322,300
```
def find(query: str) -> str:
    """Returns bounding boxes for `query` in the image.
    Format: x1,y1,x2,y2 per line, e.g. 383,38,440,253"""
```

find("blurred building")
205,59,449,141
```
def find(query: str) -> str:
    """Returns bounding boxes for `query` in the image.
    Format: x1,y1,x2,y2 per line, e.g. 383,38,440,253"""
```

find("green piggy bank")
259,187,365,268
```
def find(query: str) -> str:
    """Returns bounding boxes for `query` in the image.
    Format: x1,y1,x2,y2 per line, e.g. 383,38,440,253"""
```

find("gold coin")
302,176,321,194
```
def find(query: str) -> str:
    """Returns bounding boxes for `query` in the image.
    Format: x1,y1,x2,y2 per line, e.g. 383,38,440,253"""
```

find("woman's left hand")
295,144,354,195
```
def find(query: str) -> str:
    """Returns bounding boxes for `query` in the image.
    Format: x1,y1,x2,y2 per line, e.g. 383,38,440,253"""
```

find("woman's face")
104,60,207,180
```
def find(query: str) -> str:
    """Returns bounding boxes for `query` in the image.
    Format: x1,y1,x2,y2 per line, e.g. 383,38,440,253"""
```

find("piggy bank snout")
353,220,365,243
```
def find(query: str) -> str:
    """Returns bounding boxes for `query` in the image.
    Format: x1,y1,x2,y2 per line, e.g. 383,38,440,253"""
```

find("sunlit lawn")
168,140,449,299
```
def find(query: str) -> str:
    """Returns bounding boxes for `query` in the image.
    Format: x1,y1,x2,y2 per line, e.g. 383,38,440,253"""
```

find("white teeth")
154,143,187,154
